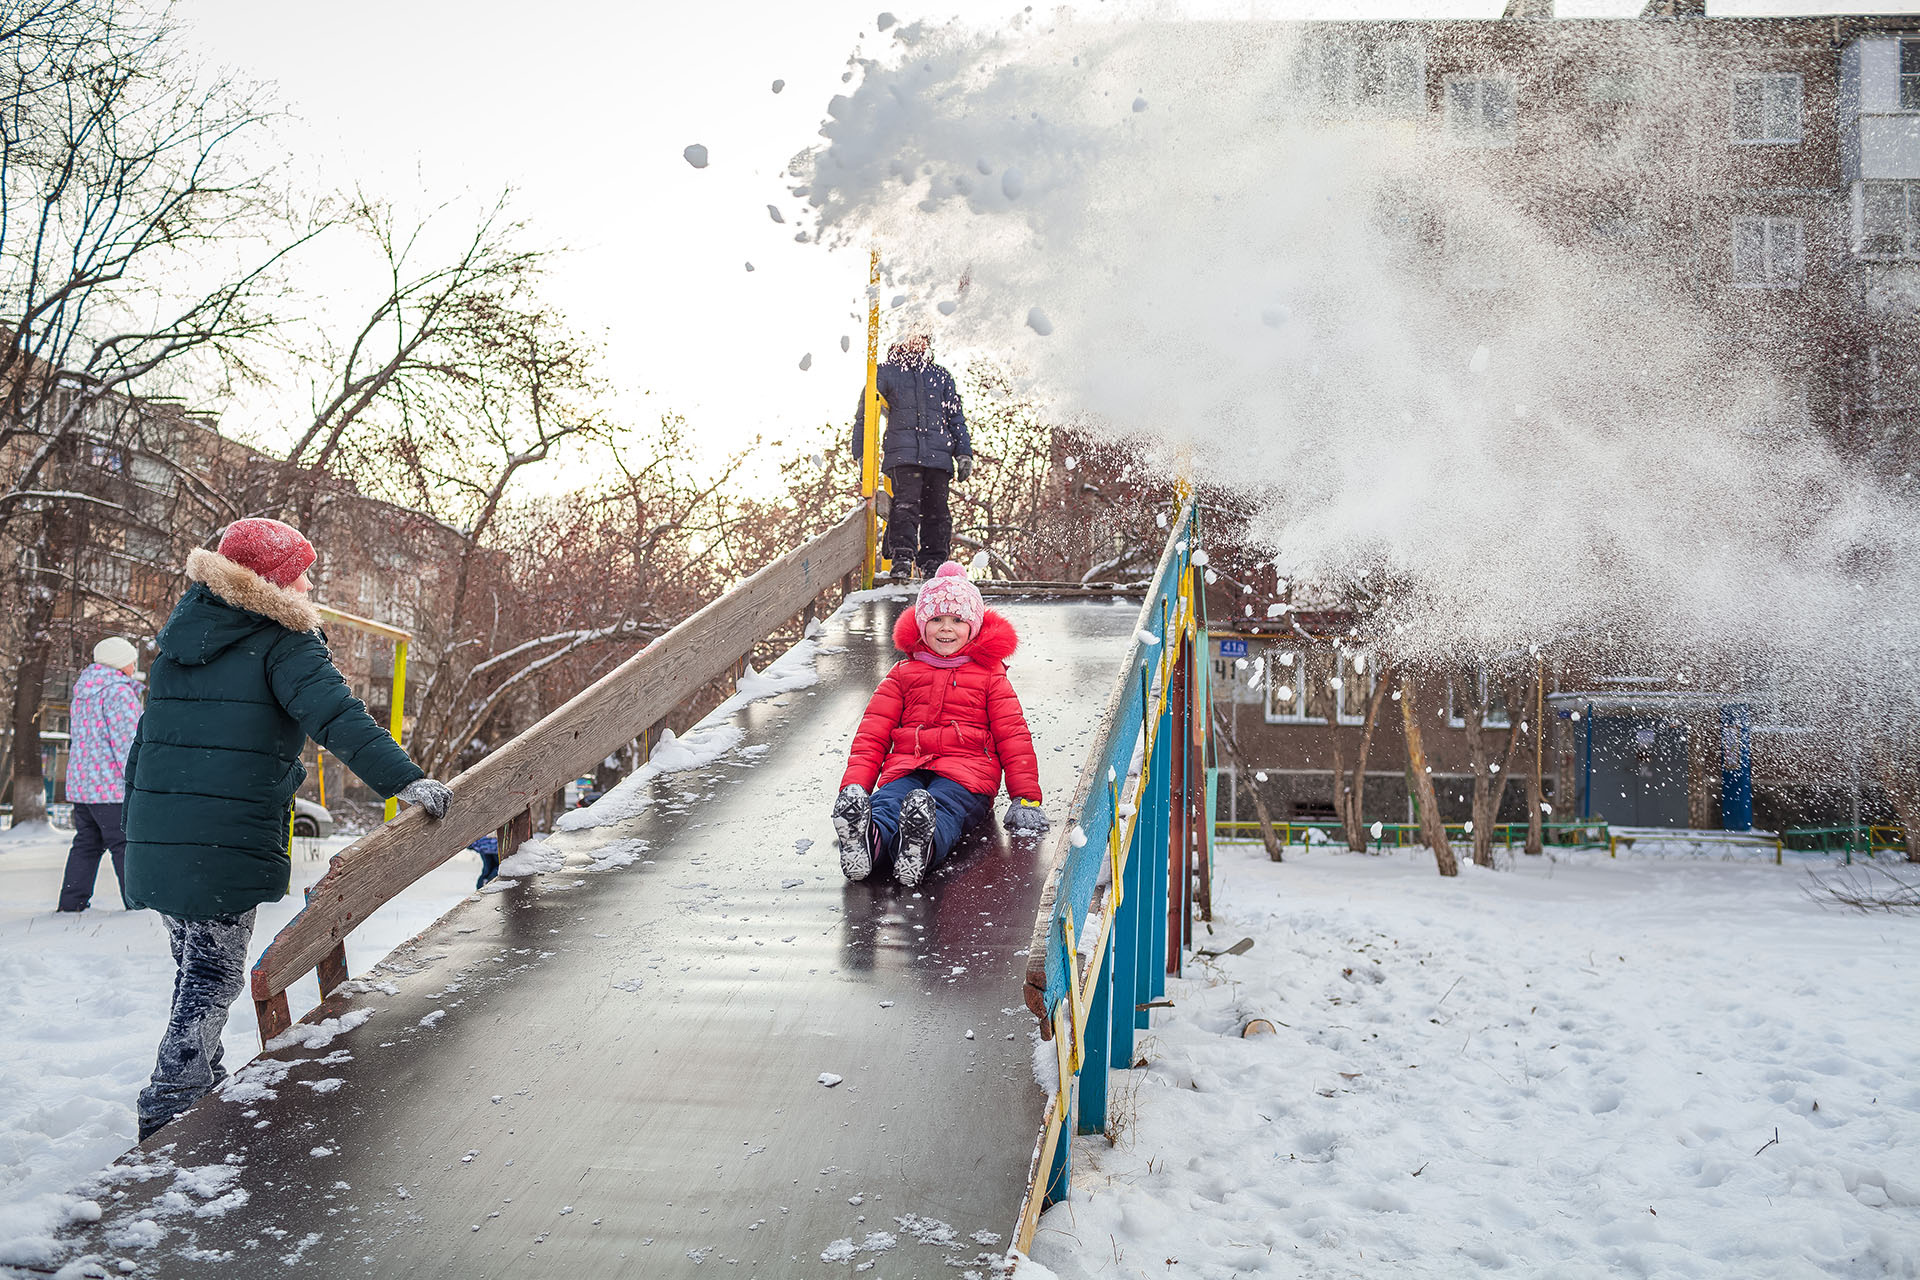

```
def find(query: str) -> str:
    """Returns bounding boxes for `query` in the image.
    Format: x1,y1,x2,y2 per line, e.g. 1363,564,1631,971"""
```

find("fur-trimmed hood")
892,606,1018,665
158,548,320,667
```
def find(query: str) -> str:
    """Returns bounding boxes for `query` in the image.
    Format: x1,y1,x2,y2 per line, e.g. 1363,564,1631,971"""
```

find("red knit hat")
217,518,315,587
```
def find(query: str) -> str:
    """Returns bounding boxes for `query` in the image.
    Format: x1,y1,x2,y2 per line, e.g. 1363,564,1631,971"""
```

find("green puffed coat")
122,548,425,920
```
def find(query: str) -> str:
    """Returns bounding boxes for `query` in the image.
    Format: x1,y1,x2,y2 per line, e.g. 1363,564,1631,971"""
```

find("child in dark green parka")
124,518,452,1142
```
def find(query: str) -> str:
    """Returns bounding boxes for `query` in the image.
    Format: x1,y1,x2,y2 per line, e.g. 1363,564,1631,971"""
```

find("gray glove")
397,778,452,820
954,455,973,483
1003,798,1049,833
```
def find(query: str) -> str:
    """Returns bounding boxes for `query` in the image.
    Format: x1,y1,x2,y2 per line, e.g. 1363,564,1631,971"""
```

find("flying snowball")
840,335,850,352
877,11,896,29
1132,96,1148,112
1370,821,1384,838
1026,307,1053,336
799,353,812,371
767,204,785,224
771,79,785,93
745,262,755,272
683,144,709,169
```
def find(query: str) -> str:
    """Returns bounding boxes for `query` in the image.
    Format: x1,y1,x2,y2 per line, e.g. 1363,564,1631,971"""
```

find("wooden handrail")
251,506,868,1041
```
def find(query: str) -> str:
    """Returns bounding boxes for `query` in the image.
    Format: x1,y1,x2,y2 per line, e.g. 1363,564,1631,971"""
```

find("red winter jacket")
840,608,1042,801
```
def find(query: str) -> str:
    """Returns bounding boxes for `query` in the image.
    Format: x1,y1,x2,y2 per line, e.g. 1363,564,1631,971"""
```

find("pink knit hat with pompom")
914,562,984,633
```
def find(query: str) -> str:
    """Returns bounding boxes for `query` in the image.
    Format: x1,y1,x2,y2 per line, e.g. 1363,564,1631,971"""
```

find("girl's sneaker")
894,789,937,888
834,785,873,880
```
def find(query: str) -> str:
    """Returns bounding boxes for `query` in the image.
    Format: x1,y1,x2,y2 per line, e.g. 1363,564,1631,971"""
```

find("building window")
1902,39,1920,112
1263,650,1325,725
1334,653,1377,726
1447,667,1514,730
1731,216,1804,288
1445,77,1516,147
1861,180,1920,257
1730,73,1802,144
1300,38,1425,117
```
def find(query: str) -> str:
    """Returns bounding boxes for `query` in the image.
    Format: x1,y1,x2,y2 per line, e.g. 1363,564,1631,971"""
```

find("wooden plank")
317,942,348,997
251,508,867,1009
252,990,291,1044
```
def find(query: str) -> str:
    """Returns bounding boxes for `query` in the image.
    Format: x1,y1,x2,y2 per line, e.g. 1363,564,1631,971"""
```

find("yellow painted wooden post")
861,247,882,588
384,637,408,822
316,750,326,808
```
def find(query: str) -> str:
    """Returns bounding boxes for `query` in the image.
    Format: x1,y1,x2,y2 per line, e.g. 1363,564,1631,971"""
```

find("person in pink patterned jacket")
57,636,145,912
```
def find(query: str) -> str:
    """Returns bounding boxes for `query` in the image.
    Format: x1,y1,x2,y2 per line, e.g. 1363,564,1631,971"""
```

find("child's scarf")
913,650,971,670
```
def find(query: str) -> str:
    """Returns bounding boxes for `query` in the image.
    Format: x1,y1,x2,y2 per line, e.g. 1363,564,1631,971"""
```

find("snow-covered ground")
1025,841,1920,1280
0,821,482,1261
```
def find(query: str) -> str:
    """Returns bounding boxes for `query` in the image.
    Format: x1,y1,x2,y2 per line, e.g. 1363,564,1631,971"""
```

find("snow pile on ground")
0,825,478,1264
555,632,833,833
1033,841,1920,1278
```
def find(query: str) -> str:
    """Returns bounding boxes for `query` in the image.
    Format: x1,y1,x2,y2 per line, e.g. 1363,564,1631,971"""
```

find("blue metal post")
1581,702,1594,820
1043,1088,1072,1208
1112,798,1144,1064
1076,927,1113,1135
1147,694,1172,1007
1720,703,1753,831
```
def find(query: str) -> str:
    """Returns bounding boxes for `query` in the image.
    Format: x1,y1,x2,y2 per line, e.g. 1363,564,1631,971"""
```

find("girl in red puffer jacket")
833,562,1050,887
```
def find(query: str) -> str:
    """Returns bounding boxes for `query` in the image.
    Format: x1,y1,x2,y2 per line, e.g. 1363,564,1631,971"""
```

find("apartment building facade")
1213,1,1918,836
2,391,460,812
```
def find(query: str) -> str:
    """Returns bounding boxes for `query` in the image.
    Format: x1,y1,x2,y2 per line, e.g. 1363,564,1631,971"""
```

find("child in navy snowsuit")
832,563,1049,888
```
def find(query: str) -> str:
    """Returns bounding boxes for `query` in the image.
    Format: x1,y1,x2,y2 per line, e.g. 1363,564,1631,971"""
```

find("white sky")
175,0,1914,480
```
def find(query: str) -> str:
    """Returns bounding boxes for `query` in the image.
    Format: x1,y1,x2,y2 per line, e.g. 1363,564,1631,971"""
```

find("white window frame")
1444,75,1516,149
1447,667,1512,730
1858,180,1920,259
1730,73,1802,145
1263,650,1322,725
1334,653,1376,726
1901,38,1920,113
1361,40,1426,118
1730,216,1805,290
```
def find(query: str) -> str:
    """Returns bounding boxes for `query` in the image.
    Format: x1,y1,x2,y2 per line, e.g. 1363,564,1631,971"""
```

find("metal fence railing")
1214,818,1612,852
1014,499,1212,1250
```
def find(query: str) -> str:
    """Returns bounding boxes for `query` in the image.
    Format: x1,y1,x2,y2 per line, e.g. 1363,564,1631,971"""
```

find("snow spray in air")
793,13,1920,744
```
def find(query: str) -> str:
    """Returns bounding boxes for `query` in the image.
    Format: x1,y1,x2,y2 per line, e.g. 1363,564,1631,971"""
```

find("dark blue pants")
138,909,256,1138
57,801,127,912
870,771,991,872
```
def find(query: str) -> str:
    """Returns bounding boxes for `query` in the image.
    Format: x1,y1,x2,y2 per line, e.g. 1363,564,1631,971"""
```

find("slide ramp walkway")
56,594,1136,1278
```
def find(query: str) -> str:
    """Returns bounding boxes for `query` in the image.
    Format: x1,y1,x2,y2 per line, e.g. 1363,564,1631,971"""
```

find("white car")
292,798,335,838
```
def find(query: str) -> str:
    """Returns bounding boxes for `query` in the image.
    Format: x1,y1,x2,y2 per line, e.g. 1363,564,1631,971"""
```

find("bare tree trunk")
1460,669,1528,868
1344,666,1393,852
1212,709,1283,862
1876,742,1920,864
1525,657,1545,855
8,625,51,825
1398,676,1457,876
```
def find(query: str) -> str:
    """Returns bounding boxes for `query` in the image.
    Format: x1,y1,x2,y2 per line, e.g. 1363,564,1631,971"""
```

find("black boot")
894,790,937,888
833,786,873,880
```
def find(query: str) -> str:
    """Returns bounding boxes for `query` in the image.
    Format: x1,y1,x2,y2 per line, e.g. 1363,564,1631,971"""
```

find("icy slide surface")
36,595,1137,1278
